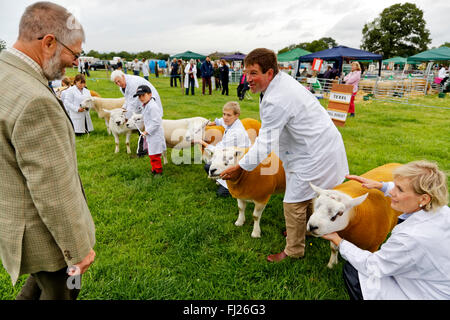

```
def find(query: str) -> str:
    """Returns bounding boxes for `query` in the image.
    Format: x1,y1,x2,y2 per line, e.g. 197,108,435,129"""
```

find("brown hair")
74,74,86,84
61,77,71,86
244,48,279,75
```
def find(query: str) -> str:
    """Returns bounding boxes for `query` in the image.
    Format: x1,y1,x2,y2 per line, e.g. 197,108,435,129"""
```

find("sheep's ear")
205,148,214,156
347,193,368,209
103,109,111,114
310,183,325,195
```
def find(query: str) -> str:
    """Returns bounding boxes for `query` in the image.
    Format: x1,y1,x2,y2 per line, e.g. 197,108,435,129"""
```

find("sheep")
103,108,132,154
207,147,286,238
81,97,125,134
306,163,402,268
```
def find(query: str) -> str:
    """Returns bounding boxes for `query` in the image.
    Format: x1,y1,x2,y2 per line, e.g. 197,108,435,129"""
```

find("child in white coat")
134,85,166,175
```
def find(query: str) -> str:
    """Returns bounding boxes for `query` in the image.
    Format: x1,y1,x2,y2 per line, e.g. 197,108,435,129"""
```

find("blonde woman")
323,160,450,300
344,61,361,117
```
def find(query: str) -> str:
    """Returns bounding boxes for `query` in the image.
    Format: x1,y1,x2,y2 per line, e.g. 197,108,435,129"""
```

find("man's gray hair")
19,1,85,45
110,70,125,82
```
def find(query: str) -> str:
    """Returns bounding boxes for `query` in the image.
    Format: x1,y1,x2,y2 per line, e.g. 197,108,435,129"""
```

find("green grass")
1,69,449,300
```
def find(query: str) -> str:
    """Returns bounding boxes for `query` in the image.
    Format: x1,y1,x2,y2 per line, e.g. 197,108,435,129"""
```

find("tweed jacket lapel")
0,51,73,128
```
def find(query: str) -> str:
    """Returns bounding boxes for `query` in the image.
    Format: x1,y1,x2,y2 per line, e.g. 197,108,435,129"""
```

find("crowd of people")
168,57,232,96
0,1,449,302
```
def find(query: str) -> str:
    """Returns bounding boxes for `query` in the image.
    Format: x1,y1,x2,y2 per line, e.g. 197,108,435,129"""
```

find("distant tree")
361,2,431,58
441,42,450,48
278,37,337,54
0,39,6,52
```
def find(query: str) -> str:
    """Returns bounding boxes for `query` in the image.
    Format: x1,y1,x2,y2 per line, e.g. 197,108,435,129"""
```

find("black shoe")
349,113,355,117
216,185,230,197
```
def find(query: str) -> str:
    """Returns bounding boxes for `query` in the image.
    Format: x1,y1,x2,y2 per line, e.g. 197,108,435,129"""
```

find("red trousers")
348,92,356,114
149,154,163,173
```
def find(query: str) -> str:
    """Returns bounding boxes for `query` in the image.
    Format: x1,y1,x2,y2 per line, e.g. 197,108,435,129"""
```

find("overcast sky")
1,0,449,55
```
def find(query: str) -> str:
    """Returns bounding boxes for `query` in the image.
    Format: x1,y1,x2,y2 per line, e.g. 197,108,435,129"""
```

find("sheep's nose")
308,225,319,232
116,121,121,126
209,168,217,176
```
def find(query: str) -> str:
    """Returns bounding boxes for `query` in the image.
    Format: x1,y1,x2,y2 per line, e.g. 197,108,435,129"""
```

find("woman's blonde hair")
223,101,240,115
393,160,448,211
351,61,361,71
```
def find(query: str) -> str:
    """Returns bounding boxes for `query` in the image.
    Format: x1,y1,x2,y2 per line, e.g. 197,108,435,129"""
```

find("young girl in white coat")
63,74,94,136
134,85,167,176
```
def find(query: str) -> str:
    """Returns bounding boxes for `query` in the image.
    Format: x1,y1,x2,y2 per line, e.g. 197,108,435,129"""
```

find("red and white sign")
312,58,323,72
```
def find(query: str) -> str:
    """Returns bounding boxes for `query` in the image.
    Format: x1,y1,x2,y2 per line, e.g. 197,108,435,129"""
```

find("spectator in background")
201,56,213,95
344,61,361,117
132,58,140,76
220,59,229,96
142,58,150,81
116,58,123,71
170,58,179,87
84,60,90,77
184,59,198,95
178,59,185,88
213,61,221,91
155,61,159,78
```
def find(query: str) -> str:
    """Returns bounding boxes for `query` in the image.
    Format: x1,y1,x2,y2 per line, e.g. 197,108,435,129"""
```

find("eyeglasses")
37,36,80,60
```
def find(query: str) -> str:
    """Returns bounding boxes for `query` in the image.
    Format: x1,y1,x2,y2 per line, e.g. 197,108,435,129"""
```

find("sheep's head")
80,97,94,111
207,147,245,179
104,109,127,128
184,118,209,143
126,112,144,130
306,183,368,237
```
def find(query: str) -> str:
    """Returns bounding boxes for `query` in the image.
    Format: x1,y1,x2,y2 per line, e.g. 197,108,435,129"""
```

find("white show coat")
142,62,150,77
438,67,447,79
63,85,94,133
142,98,166,155
238,72,349,202
206,118,251,189
59,87,70,112
119,75,162,119
340,182,450,300
184,64,199,88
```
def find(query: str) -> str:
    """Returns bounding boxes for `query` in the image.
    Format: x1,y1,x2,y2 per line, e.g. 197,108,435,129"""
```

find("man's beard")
42,47,65,81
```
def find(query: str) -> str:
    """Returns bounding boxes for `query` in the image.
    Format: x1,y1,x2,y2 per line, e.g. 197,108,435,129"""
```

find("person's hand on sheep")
346,175,383,190
77,107,85,112
141,131,148,136
321,232,343,247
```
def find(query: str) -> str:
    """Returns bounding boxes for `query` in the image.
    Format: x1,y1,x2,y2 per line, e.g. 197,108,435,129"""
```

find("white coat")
340,183,450,300
184,63,199,88
142,98,166,155
238,71,349,202
142,61,150,77
119,74,162,120
63,85,94,133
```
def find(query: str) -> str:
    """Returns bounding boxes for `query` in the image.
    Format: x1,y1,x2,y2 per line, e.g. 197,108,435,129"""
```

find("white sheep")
81,97,125,134
103,109,132,154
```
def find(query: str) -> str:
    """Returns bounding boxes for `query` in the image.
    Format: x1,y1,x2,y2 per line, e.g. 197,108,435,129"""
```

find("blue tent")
298,46,383,76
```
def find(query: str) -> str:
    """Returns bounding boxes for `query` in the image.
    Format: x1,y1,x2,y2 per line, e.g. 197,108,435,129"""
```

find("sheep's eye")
330,211,344,222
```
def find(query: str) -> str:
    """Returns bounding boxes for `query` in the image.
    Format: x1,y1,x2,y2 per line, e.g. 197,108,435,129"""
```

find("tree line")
83,49,170,61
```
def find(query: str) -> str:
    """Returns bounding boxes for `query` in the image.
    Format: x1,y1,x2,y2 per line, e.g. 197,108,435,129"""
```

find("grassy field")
0,69,449,300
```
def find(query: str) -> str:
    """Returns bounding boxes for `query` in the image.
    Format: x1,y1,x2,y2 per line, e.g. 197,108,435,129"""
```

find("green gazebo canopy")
407,46,450,63
277,48,311,62
170,51,206,61
382,56,407,65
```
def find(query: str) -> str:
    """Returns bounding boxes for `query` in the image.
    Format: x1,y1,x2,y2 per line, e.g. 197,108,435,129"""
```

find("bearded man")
0,2,96,300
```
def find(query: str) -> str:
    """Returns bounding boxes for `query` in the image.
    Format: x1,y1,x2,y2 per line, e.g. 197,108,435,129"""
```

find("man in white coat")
221,48,349,262
110,70,162,156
